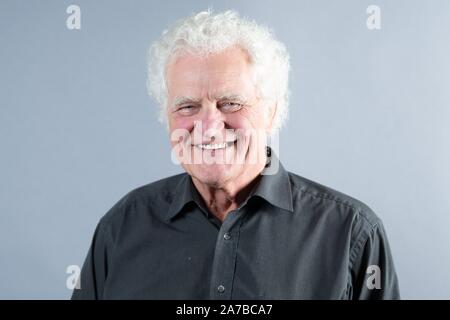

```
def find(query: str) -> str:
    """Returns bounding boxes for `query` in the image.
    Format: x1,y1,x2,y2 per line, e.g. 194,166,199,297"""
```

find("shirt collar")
165,174,199,222
165,148,294,222
251,150,294,213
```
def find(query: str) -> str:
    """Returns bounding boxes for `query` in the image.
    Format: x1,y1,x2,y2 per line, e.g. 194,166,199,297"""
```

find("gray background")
1,0,449,299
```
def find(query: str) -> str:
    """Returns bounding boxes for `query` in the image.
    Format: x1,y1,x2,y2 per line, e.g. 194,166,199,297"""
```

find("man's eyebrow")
173,96,201,107
173,94,249,107
214,94,248,103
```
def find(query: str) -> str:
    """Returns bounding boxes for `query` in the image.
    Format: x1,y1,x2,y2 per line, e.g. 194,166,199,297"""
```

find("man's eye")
177,105,197,114
220,102,243,112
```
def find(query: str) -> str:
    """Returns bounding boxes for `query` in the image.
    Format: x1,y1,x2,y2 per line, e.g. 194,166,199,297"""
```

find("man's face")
166,47,270,187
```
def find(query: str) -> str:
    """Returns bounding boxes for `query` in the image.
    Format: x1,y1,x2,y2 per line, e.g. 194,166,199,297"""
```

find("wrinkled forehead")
165,47,257,101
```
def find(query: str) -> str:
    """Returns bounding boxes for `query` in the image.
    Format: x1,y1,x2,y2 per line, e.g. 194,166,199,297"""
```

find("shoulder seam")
291,183,378,227
348,222,380,270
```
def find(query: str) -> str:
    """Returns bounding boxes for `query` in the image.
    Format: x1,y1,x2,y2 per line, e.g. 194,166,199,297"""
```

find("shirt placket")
208,209,244,299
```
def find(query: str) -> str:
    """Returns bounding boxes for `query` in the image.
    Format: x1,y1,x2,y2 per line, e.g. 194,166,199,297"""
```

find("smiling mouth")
194,141,236,150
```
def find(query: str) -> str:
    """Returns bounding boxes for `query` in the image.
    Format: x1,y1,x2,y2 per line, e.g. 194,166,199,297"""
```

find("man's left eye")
220,102,243,112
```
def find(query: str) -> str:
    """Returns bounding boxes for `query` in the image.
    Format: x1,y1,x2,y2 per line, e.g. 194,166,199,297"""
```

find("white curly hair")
147,9,291,133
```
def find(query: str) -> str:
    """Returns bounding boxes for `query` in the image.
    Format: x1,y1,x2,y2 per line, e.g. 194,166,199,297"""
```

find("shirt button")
223,232,231,240
217,285,226,293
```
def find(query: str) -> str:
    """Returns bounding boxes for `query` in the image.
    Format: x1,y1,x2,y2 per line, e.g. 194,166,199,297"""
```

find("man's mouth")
194,141,236,150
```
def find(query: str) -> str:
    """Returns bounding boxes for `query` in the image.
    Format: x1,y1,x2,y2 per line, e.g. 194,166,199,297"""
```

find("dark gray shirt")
72,154,400,300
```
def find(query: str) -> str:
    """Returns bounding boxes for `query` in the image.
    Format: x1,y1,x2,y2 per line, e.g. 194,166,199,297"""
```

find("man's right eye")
176,105,197,115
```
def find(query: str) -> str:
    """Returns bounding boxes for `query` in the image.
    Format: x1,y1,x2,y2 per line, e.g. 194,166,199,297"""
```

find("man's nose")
196,103,225,140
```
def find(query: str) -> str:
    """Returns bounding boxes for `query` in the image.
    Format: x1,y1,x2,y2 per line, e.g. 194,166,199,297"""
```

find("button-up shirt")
71,153,400,300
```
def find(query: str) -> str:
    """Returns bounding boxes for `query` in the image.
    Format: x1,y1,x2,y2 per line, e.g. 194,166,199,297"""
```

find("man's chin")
188,164,236,185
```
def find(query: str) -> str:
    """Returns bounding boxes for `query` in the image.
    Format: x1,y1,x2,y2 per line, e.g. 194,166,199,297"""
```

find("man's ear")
266,103,278,133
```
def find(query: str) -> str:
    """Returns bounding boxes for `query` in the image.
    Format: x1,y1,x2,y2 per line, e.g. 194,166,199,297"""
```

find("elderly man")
72,10,399,300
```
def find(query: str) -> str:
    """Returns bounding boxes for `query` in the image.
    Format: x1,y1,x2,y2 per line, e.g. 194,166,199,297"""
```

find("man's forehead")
167,49,253,84
166,50,256,103
168,72,256,103
169,46,250,69
168,66,250,86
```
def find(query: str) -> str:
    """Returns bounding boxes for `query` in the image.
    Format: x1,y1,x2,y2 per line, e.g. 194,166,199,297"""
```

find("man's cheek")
234,131,249,164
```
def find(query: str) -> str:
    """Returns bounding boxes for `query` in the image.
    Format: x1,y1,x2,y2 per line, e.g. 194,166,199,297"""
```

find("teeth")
196,142,228,150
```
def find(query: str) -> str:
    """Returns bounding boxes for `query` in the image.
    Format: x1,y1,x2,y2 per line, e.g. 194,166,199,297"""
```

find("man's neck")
192,166,264,222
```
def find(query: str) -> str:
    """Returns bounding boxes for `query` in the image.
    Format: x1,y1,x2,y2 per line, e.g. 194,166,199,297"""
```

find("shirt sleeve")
71,220,110,300
349,220,400,300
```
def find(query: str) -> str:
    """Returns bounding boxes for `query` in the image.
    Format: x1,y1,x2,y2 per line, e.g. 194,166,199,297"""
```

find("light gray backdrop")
1,0,449,299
